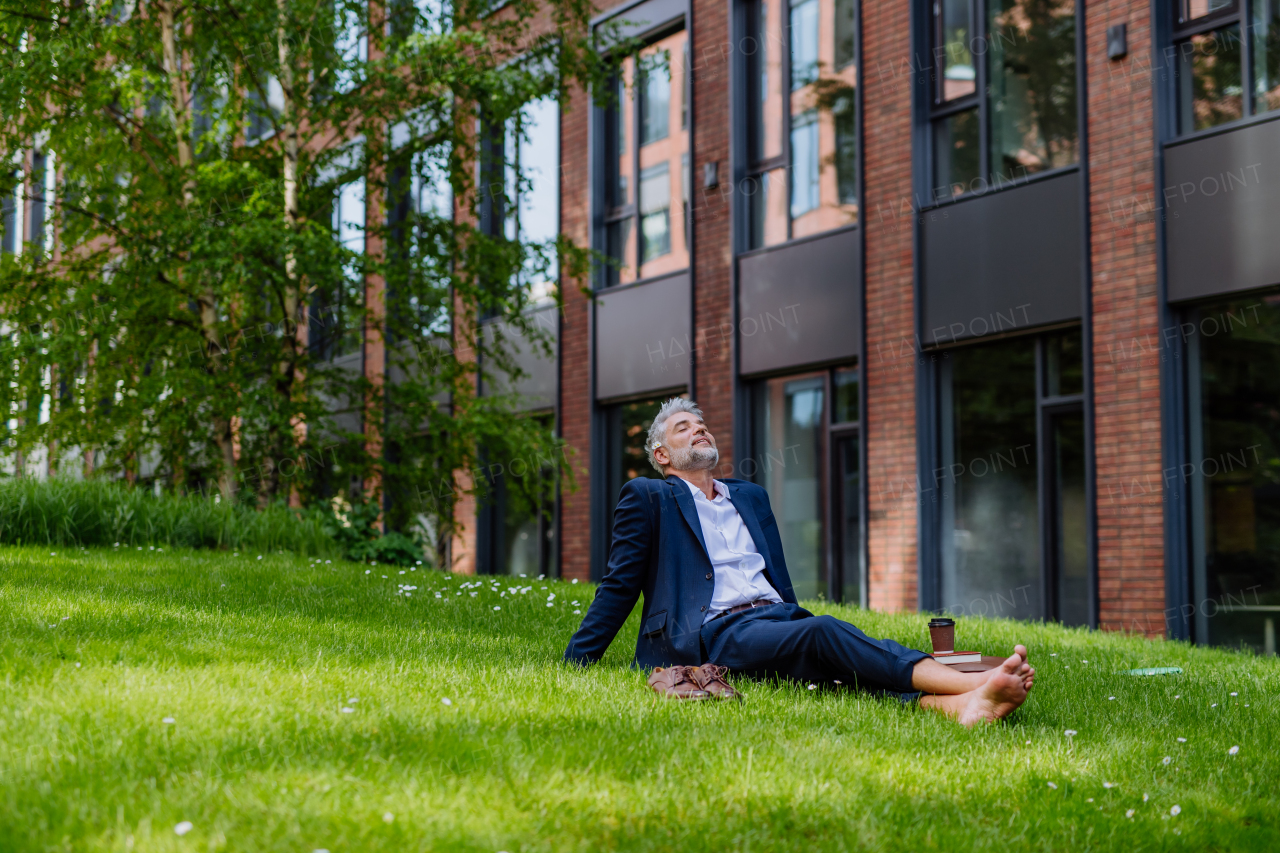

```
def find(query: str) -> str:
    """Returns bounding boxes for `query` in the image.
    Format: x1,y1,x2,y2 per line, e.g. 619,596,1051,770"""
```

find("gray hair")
646,397,703,473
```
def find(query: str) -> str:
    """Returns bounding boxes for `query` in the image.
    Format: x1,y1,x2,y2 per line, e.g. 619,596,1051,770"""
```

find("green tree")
0,0,610,550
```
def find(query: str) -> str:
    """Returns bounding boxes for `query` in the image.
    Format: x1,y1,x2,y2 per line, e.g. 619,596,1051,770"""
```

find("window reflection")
601,29,688,286
940,339,1042,621
938,0,977,101
754,373,827,601
934,109,980,199
986,0,1078,182
744,0,858,249
1253,0,1280,114
1190,297,1280,654
1177,25,1245,133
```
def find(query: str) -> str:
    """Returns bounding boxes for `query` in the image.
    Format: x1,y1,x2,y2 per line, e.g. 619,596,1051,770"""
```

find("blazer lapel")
726,483,778,582
667,475,711,561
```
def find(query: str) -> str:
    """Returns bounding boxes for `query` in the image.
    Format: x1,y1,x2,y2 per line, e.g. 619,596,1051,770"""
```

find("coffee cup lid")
928,617,955,627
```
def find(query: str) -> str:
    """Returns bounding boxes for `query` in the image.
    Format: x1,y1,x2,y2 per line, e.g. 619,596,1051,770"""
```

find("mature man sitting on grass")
564,398,1035,725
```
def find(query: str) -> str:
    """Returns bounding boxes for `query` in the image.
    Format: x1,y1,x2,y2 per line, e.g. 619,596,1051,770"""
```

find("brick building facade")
454,0,1280,653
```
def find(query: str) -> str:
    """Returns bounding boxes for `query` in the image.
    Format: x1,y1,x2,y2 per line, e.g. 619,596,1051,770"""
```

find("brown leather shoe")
647,666,711,700
689,663,741,700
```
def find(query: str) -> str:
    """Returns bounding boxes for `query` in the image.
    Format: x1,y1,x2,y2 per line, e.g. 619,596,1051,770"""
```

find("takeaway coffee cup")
929,617,956,654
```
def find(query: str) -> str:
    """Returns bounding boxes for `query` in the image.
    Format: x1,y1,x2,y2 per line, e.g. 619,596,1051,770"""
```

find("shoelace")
692,665,730,689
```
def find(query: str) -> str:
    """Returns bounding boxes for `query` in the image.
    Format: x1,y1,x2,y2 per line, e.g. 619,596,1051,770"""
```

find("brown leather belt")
709,599,778,622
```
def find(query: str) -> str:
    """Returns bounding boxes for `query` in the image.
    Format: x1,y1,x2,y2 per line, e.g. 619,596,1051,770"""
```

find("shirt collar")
680,476,728,501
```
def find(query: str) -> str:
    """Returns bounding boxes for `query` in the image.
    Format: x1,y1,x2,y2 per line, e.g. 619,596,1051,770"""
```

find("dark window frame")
924,0,1081,204
1166,0,1277,138
924,329,1092,626
737,0,860,250
476,412,561,579
593,19,690,290
745,363,862,605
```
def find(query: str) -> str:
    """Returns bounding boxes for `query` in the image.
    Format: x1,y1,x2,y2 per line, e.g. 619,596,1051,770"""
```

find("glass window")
479,416,558,578
506,96,560,303
933,109,981,199
1177,26,1245,133
743,0,858,249
789,111,820,217
639,162,672,262
940,339,1041,620
599,29,689,287
790,0,820,88
834,433,861,606
833,366,859,423
937,332,1086,624
1044,329,1083,396
938,0,977,101
313,177,367,359
986,0,1079,183
1050,411,1088,626
1188,296,1280,653
1252,0,1280,114
754,373,827,600
930,0,1078,200
604,396,671,523
640,53,672,144
834,0,856,68
1172,0,1280,134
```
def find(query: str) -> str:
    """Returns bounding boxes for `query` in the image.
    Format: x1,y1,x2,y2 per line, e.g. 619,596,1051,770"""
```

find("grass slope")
0,546,1276,852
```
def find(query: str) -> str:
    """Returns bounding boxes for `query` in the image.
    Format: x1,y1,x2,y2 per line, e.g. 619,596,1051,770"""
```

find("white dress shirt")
682,478,783,623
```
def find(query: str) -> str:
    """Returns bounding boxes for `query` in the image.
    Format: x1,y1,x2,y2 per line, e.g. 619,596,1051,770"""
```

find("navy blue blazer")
563,475,798,668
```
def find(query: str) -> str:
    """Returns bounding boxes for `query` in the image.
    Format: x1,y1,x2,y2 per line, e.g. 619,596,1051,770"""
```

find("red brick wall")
861,0,919,612
558,77,595,582
689,0,735,468
1085,4,1166,635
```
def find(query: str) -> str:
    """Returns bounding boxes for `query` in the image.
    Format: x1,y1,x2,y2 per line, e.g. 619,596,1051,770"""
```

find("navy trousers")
699,603,929,697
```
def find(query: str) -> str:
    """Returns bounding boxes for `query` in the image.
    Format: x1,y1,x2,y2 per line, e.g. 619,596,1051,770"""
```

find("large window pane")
1177,26,1245,134
1183,0,1233,22
745,0,857,247
938,0,977,101
835,96,857,206
941,339,1041,620
639,52,671,145
754,374,826,601
790,0,819,89
504,97,560,302
934,108,980,199
987,0,1078,182
604,69,635,286
747,167,789,249
639,162,672,262
636,30,689,280
1252,0,1280,115
605,396,669,523
835,0,856,68
1044,328,1083,396
790,111,820,217
1191,297,1280,654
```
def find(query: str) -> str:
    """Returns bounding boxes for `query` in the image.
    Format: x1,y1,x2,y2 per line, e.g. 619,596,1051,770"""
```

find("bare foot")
987,644,1034,692
959,651,1030,727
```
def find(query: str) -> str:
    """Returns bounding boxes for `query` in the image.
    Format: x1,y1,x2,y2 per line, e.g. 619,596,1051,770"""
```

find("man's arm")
563,478,654,666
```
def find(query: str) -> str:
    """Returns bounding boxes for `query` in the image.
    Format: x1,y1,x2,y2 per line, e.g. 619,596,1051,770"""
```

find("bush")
318,496,428,567
0,477,338,555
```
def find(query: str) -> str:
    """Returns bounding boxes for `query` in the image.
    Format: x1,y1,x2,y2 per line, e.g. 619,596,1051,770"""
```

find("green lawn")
0,547,1275,852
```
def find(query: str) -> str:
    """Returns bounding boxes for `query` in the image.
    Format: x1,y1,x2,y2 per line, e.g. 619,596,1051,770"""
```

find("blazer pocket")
642,610,668,637
758,512,778,530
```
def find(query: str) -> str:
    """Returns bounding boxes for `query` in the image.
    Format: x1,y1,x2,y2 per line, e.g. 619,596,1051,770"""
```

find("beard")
669,443,719,471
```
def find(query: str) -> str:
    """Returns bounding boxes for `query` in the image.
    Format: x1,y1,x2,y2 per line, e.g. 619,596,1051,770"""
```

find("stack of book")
931,650,983,666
